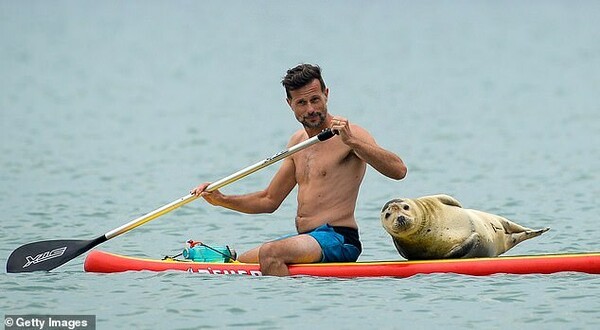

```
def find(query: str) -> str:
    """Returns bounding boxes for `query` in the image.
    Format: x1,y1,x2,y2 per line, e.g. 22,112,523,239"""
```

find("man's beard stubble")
300,111,326,129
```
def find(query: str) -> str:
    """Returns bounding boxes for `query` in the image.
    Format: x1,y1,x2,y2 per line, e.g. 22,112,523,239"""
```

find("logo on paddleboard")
186,267,262,276
23,247,68,268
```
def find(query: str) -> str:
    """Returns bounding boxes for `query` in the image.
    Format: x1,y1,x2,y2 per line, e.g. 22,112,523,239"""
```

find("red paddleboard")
84,250,600,277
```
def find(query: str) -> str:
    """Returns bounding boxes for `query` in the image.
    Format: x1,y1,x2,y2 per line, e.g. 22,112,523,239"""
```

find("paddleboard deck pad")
84,250,600,277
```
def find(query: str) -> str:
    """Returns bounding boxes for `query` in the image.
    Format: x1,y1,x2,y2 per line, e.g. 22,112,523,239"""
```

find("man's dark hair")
281,64,326,99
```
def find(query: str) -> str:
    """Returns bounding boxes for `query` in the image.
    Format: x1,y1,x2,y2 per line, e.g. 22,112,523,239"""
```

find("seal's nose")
397,215,406,225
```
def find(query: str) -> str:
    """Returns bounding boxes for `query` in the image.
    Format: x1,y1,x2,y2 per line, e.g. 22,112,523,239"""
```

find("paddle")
6,129,335,273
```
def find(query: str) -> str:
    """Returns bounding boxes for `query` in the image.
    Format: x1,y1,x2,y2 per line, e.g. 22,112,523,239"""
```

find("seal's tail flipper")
497,215,549,234
509,227,550,247
523,227,550,238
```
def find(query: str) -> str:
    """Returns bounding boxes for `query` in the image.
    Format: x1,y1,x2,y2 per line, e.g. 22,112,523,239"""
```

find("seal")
380,194,550,259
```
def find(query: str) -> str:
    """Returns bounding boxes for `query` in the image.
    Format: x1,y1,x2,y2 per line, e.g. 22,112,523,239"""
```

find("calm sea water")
1,1,599,329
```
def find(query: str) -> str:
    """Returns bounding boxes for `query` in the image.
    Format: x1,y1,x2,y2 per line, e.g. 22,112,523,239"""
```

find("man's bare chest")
293,144,356,183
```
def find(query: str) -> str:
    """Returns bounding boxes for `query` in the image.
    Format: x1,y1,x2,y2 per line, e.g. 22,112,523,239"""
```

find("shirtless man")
191,64,407,276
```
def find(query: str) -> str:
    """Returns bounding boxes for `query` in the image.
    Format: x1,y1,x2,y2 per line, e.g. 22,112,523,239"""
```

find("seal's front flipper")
443,233,481,259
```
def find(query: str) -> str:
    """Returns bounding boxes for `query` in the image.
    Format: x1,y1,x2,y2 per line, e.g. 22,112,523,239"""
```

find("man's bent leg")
238,247,260,263
258,234,322,276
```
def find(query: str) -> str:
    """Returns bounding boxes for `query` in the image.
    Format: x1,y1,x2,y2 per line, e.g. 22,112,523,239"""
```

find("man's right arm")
191,156,298,214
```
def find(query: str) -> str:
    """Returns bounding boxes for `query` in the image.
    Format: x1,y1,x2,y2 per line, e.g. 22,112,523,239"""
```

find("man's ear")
286,97,292,108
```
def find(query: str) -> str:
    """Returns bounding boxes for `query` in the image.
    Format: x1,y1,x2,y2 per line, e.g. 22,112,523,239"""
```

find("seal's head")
380,198,420,238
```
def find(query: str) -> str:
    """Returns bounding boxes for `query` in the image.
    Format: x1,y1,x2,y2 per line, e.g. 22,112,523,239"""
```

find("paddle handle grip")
104,129,335,240
317,128,336,141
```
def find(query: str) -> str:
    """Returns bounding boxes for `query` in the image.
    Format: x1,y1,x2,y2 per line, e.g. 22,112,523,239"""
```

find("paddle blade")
6,236,106,273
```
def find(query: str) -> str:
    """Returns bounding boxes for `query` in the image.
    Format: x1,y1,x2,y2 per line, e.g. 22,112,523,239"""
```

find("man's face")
287,79,329,129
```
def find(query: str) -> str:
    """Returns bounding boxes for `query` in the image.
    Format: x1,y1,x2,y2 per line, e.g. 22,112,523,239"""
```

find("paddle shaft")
6,129,335,273
104,129,335,240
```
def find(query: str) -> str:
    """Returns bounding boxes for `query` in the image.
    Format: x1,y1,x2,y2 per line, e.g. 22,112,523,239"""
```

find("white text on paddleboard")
187,268,262,276
23,247,67,268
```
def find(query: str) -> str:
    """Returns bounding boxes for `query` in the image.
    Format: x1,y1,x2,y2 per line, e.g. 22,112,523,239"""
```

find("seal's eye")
403,205,410,211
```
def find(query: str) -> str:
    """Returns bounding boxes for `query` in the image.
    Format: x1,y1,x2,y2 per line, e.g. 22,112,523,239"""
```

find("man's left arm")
332,118,407,180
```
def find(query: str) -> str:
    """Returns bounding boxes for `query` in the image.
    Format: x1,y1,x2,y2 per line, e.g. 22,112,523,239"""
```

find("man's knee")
258,241,290,276
258,241,282,262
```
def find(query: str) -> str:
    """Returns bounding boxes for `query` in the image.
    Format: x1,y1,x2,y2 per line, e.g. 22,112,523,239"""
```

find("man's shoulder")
349,122,366,131
288,129,308,144
349,123,373,137
292,129,307,137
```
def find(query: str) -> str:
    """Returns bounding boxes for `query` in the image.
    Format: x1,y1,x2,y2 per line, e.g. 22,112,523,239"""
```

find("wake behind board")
84,250,600,277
